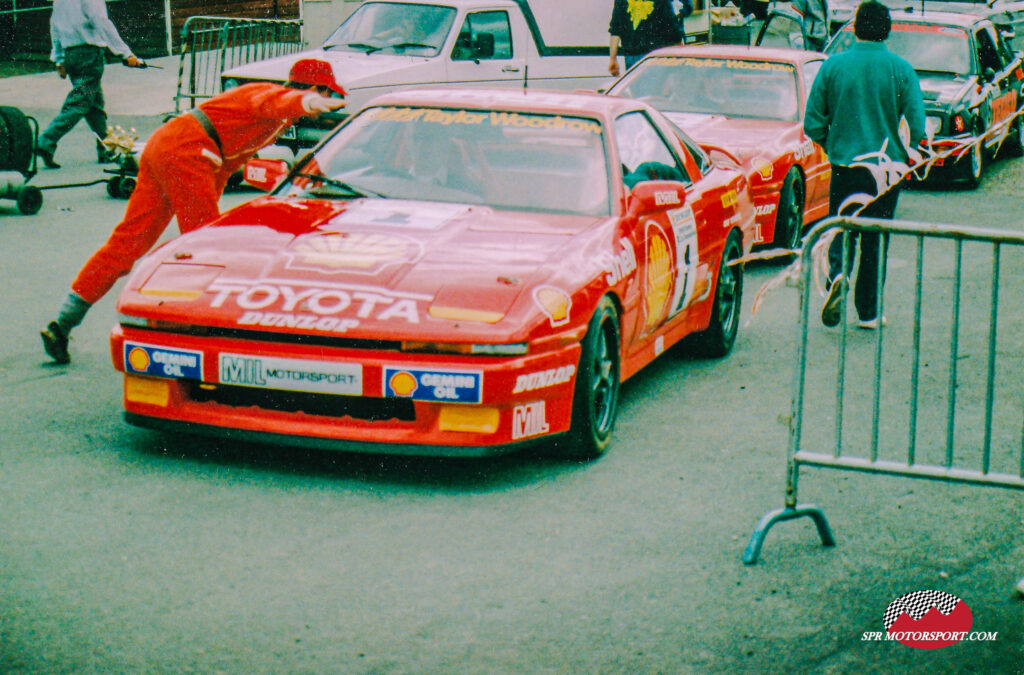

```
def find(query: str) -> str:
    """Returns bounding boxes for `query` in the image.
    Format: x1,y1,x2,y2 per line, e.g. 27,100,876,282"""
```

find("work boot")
40,321,70,364
35,147,60,169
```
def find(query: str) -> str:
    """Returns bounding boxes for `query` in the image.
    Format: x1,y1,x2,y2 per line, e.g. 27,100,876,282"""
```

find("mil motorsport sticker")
383,366,483,403
124,343,202,380
861,590,996,649
219,353,362,395
511,401,549,440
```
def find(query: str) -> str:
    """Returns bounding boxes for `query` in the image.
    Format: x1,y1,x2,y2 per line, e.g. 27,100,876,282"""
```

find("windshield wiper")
325,41,382,54
293,173,386,198
387,41,434,51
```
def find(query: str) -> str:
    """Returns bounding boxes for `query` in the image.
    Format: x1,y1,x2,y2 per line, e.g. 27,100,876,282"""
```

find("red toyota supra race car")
111,88,755,459
607,45,831,252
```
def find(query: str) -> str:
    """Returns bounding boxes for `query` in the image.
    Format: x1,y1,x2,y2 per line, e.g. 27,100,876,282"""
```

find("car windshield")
323,2,456,56
608,56,800,121
827,23,971,76
281,106,612,217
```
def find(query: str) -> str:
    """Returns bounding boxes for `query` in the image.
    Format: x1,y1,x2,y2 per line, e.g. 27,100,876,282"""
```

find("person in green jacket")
804,0,925,329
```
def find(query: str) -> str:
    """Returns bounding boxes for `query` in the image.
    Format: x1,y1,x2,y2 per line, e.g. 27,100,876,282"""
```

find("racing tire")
0,106,32,174
106,176,122,198
690,233,743,358
772,168,805,253
959,139,984,189
16,185,42,215
999,116,1024,159
551,296,621,461
117,176,136,199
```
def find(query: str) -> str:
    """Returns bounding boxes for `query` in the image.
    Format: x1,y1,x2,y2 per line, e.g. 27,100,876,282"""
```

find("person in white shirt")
36,0,145,169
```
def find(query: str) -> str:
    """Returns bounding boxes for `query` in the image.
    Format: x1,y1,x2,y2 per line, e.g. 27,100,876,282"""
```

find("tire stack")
0,105,43,215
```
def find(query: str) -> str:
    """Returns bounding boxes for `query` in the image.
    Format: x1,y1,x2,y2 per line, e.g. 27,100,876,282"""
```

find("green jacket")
804,41,926,167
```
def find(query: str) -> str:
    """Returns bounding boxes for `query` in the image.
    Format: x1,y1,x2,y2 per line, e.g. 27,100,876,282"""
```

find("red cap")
288,58,346,96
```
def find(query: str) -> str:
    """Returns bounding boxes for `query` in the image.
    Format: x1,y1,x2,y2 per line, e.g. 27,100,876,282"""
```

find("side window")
613,112,690,189
674,127,709,176
802,60,823,101
976,27,1005,73
757,13,806,50
452,11,512,61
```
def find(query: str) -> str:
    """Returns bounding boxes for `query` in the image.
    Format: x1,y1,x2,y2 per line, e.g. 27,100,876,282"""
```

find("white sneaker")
856,315,887,330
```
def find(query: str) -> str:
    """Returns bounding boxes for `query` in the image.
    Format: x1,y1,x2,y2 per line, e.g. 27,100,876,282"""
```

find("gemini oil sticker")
124,343,202,380
383,366,483,403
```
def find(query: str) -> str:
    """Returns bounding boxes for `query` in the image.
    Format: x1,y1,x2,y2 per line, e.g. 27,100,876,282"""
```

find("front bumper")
111,325,581,457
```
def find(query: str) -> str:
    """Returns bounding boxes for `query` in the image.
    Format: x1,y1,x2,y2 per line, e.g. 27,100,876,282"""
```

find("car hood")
918,73,972,107
664,112,797,159
118,197,606,342
222,47,438,94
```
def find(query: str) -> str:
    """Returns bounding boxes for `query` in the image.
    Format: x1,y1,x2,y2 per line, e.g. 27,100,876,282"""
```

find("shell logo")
286,232,421,273
389,371,418,397
127,347,151,372
644,224,673,329
533,286,571,327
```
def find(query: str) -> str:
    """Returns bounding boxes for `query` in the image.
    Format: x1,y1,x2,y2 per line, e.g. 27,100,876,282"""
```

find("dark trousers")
39,45,107,154
827,164,901,321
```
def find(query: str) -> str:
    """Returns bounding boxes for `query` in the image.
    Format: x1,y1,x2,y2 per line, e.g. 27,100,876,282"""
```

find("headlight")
925,116,942,138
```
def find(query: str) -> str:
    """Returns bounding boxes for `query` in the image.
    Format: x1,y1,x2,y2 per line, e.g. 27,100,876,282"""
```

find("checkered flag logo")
883,590,961,630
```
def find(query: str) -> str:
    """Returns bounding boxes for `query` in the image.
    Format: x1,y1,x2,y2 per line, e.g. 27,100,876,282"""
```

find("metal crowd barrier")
743,215,1024,564
174,16,305,113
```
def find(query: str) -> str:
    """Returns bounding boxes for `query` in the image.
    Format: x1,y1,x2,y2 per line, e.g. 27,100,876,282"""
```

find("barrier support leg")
742,504,835,565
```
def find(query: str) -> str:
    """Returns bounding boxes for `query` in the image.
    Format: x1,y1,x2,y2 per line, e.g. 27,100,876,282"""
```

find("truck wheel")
690,234,743,358
772,168,804,252
551,296,620,461
16,185,42,215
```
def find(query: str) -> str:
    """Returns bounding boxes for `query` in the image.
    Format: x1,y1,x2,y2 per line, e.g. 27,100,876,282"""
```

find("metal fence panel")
175,16,304,113
743,216,1024,564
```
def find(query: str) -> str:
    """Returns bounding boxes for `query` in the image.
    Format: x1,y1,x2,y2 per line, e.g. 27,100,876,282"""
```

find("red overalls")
71,83,311,304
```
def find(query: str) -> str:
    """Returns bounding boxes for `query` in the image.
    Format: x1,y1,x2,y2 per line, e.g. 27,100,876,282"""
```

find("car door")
446,10,527,88
975,24,1020,136
613,111,713,347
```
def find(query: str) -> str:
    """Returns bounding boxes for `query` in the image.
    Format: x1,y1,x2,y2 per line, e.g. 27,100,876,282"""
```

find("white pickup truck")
221,0,619,150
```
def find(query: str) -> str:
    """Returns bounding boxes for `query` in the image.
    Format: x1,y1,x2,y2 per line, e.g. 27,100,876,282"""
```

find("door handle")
501,65,521,73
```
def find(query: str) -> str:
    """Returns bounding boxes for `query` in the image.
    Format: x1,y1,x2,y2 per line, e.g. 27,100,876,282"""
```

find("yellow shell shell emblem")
644,226,673,329
389,371,418,397
128,347,151,372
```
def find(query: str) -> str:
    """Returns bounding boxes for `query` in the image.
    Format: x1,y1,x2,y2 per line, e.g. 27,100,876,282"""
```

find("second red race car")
111,88,755,459
607,45,832,252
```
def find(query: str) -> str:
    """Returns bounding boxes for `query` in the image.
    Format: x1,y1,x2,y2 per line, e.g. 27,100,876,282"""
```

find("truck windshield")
283,106,612,217
323,3,457,56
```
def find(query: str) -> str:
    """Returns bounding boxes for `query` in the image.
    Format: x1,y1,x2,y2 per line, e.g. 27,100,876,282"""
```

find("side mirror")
626,180,688,217
474,32,495,59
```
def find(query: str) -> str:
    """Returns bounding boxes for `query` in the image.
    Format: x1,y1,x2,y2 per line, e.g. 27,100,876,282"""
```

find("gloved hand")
302,93,345,114
56,63,67,79
123,55,145,68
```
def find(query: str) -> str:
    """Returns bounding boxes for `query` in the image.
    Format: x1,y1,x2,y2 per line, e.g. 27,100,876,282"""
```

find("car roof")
361,0,516,7
642,44,825,64
361,87,647,121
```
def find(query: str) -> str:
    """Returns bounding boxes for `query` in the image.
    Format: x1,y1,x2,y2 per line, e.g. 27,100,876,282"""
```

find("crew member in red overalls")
41,59,346,364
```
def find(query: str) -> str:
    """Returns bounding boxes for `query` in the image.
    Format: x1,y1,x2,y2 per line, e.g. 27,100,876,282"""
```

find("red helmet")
288,58,346,96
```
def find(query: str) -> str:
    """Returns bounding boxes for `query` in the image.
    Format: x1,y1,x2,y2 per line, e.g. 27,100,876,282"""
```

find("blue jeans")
39,45,107,154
